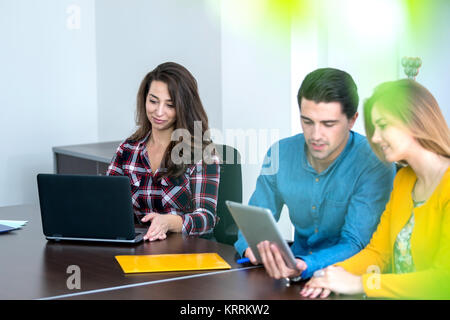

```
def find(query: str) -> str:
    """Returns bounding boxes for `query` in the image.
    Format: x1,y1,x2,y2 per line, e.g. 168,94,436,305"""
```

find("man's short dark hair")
297,68,359,119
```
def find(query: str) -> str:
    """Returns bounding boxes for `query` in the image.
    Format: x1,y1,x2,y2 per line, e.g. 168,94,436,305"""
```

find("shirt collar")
138,131,168,174
138,131,152,149
138,131,152,172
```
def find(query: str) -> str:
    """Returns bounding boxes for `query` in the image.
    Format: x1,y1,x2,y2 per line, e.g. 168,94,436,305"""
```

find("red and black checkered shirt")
106,133,220,236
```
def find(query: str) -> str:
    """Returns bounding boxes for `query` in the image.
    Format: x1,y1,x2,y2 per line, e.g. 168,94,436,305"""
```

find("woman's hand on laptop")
257,241,307,280
141,213,183,241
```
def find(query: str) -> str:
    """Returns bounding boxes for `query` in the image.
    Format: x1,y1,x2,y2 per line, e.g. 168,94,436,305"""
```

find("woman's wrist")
167,214,183,233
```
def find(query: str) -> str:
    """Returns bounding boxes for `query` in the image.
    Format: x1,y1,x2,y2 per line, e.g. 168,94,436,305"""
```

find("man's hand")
244,247,258,265
248,241,307,279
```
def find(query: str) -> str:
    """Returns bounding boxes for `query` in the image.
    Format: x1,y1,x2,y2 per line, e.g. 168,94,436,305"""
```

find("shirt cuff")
295,254,317,280
179,212,193,236
179,209,216,236
234,231,249,257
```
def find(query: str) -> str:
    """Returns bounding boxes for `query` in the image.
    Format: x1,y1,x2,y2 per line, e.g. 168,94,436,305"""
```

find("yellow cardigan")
336,166,450,299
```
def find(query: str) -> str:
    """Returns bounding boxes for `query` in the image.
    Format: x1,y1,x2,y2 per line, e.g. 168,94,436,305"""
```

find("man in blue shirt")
234,68,395,280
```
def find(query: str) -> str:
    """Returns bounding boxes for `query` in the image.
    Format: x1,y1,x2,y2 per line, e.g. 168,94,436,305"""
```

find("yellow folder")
115,253,231,274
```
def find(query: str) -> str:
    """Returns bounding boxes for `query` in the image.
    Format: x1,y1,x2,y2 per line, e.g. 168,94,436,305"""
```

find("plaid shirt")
106,133,220,236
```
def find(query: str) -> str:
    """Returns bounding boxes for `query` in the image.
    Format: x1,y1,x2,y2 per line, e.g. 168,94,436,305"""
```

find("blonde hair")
364,79,450,162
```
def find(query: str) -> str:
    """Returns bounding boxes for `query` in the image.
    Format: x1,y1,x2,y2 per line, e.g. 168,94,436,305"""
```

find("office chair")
212,144,242,245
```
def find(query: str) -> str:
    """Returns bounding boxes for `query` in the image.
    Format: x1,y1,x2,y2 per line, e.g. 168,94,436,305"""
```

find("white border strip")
38,265,261,300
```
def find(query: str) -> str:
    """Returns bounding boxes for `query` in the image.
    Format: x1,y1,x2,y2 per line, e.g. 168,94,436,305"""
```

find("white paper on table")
0,220,28,228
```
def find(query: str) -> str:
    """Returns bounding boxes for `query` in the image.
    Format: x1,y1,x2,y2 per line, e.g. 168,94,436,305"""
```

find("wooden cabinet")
53,141,121,175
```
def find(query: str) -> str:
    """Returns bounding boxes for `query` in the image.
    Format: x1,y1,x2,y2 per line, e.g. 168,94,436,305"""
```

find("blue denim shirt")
234,131,395,279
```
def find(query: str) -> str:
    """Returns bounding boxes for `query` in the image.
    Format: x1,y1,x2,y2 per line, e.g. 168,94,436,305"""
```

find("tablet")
225,201,298,270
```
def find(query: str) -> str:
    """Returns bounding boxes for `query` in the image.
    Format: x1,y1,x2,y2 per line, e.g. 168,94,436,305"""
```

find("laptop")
37,174,144,243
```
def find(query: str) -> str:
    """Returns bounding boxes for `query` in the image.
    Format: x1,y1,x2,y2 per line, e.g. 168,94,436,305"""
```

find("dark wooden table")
0,205,362,300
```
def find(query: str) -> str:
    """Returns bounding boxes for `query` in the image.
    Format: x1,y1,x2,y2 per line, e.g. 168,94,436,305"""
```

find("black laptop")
37,174,144,243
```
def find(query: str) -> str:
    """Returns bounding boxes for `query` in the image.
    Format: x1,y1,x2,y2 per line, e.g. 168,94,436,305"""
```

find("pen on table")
236,257,250,264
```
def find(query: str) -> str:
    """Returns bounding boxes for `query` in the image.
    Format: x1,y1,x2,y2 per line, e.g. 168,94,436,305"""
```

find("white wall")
0,0,222,207
95,0,222,142
292,0,450,132
0,0,98,206
291,0,405,136
220,0,293,239
318,0,403,135
398,0,450,124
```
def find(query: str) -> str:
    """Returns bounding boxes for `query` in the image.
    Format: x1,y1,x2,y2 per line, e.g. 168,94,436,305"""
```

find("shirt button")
315,178,319,182
309,251,313,255
314,228,318,234
312,206,316,210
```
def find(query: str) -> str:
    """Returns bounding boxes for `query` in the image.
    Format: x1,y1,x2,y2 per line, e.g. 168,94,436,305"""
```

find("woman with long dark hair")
107,62,220,241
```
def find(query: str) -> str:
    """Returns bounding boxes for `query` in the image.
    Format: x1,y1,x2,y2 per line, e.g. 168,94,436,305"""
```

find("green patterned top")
393,199,425,274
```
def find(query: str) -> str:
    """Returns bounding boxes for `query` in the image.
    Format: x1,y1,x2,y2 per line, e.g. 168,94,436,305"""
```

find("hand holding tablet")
256,241,306,280
226,201,306,280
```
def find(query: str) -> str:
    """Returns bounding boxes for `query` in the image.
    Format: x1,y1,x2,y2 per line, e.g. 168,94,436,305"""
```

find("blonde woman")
301,79,450,299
